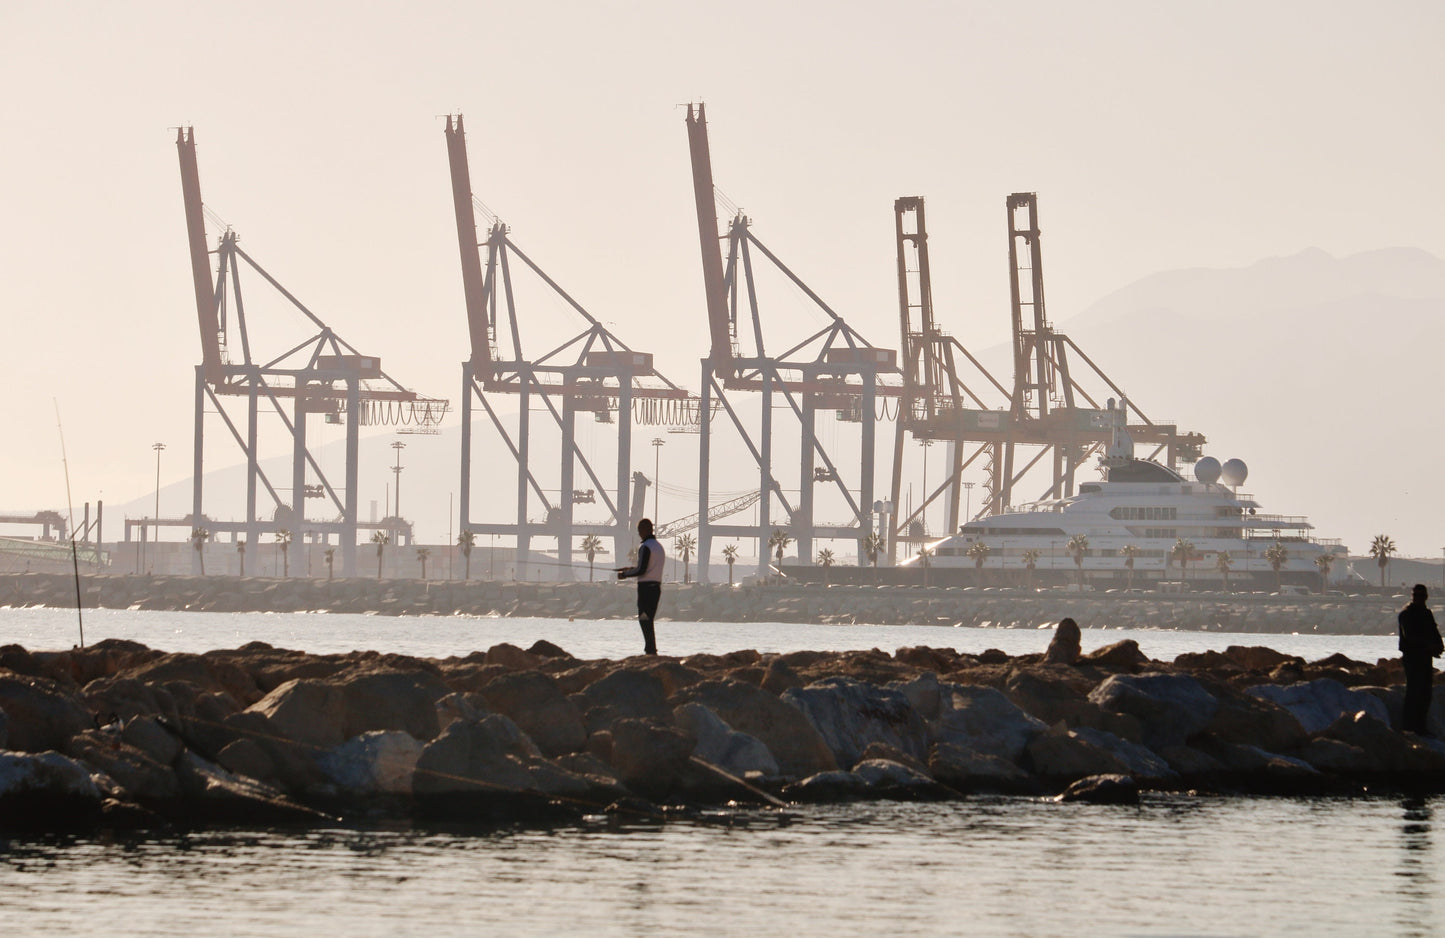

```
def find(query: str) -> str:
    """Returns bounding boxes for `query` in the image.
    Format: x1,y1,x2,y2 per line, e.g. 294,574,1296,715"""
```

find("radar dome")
1194,457,1222,484
1221,458,1249,487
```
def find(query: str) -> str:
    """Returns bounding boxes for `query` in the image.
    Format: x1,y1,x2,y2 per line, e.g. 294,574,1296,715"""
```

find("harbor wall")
0,573,1413,636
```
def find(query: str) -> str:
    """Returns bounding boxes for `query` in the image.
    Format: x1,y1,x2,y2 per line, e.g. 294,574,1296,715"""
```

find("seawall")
0,573,1408,635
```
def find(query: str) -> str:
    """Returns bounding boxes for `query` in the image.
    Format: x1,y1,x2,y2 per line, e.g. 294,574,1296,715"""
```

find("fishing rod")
53,399,84,648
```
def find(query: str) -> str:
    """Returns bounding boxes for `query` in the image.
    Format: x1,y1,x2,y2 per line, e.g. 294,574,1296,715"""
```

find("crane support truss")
176,128,448,576
445,116,698,579
686,105,901,581
888,194,1204,556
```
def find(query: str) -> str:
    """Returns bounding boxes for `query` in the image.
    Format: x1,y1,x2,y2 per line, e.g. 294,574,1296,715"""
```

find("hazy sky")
2,2,1442,551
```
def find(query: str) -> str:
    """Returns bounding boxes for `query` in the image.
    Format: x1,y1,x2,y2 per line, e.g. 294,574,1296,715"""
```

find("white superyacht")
905,399,1346,590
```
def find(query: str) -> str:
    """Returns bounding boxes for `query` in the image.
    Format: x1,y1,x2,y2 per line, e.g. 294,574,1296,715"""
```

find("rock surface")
1,630,1442,830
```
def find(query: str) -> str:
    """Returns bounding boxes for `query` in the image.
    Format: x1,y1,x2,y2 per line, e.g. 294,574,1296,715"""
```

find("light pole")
917,439,932,537
962,481,975,526
651,438,665,521
390,441,405,542
151,442,165,572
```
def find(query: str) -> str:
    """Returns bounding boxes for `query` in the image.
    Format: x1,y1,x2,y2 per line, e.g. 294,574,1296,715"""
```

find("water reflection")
1396,797,1435,938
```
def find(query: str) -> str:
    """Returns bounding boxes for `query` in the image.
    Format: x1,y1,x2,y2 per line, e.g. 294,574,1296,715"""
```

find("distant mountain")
1054,246,1445,558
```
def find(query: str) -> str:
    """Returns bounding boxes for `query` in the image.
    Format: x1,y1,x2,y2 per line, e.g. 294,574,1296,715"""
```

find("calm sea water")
1,608,1433,936
0,604,1401,664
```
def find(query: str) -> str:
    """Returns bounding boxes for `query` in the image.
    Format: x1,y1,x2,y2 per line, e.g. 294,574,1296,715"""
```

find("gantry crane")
686,104,902,578
445,116,695,578
889,193,1204,552
177,128,447,576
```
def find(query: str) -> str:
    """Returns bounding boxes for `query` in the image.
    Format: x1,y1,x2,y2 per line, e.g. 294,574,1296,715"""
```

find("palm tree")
275,528,292,577
1022,548,1041,587
1369,534,1396,588
1265,540,1289,592
862,531,884,569
1215,551,1233,592
1119,544,1141,590
236,539,246,577
1314,551,1335,593
190,527,209,575
769,529,793,573
324,546,335,579
674,533,696,583
722,543,740,585
965,541,992,584
580,534,604,582
918,544,933,586
817,548,835,585
417,546,431,580
1170,538,1194,585
457,529,475,580
1066,534,1089,588
371,530,390,579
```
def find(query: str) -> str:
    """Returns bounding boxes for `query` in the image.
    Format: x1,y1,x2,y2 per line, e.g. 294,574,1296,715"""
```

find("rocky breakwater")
2,634,1443,829
0,573,1407,634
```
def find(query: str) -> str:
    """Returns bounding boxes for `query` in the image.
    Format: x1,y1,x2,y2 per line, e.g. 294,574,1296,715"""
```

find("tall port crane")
686,104,901,578
177,128,447,576
445,116,695,577
889,193,1205,552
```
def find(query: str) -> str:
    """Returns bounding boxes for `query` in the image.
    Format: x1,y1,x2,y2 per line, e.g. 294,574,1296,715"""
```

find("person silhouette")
616,518,665,655
1397,584,1444,734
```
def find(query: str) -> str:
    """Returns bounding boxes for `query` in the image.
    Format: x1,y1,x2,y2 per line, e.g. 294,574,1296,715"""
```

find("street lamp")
390,441,406,541
917,439,932,537
651,438,665,521
151,442,165,572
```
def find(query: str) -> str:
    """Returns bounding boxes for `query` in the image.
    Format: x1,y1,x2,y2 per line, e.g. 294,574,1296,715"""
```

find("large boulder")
1088,673,1218,749
65,730,179,800
673,703,778,777
673,680,836,778
121,716,183,766
0,674,95,752
0,750,103,825
1066,727,1177,783
932,684,1046,762
608,718,697,798
334,668,450,741
479,670,587,757
1025,726,1132,781
1246,679,1390,734
413,715,537,796
173,751,324,823
1081,640,1149,671
570,668,672,729
782,677,929,767
121,653,261,707
81,677,181,726
1202,685,1308,752
927,742,1032,792
318,730,425,795
1045,619,1082,665
1316,711,1445,774
247,679,347,749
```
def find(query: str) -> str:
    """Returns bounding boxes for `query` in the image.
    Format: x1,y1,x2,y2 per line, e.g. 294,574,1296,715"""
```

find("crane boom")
175,127,224,384
685,103,734,375
444,115,494,370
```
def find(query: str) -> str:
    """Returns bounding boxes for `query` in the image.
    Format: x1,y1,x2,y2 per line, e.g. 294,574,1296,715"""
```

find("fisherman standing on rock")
1398,583,1444,735
616,518,665,656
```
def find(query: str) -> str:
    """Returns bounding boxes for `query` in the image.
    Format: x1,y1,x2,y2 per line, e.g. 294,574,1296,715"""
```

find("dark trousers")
1402,654,1434,734
636,581,661,655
